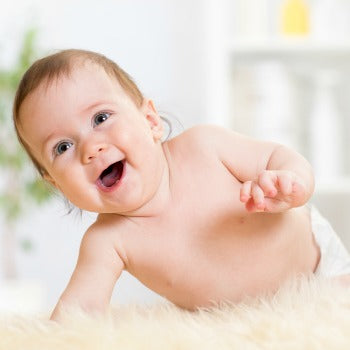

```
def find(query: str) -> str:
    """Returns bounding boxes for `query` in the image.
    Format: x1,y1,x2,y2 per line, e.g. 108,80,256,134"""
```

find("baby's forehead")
46,61,118,89
29,63,123,106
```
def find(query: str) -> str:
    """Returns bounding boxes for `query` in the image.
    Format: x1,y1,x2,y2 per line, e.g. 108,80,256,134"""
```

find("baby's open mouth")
98,161,124,188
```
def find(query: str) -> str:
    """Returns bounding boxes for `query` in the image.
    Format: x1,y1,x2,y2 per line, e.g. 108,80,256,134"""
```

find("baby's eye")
54,141,73,156
93,112,110,126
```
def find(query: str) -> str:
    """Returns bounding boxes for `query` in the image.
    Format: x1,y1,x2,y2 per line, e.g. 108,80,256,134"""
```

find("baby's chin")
74,202,131,216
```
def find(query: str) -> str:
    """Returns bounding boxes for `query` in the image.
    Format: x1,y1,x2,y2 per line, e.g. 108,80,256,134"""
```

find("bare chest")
118,156,314,309
121,178,307,309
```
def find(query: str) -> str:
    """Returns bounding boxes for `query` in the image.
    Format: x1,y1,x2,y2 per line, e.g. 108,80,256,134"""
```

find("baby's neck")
123,143,173,218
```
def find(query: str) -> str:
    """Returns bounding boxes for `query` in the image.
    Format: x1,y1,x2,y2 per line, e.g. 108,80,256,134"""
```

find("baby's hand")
239,170,307,213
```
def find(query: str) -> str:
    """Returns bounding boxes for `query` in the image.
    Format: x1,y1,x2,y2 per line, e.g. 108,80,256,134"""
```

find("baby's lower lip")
96,161,125,193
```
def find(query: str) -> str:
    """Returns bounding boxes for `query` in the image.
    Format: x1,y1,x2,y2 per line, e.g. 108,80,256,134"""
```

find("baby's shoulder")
181,123,224,140
88,213,131,238
169,124,228,152
81,214,130,257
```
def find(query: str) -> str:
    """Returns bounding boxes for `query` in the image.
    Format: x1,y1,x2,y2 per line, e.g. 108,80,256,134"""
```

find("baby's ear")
143,99,163,141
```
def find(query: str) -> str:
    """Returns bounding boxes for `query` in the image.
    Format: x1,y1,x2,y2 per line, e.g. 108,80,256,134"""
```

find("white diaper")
311,205,350,277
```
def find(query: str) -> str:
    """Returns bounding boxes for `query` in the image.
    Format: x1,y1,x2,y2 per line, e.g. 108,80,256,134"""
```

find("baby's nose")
82,142,107,164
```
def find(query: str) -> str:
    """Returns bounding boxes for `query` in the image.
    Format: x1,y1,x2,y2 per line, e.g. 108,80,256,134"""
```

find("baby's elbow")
49,298,67,322
50,298,107,323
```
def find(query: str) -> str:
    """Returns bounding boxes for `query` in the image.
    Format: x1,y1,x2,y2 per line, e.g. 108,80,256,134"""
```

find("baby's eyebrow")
81,100,110,114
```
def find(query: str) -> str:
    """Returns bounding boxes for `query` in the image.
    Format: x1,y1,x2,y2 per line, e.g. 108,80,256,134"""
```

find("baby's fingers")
240,181,265,209
240,181,252,203
277,173,293,195
258,171,277,197
251,184,265,210
291,181,307,205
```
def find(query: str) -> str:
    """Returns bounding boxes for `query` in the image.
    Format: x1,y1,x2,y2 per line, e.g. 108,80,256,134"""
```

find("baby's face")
18,63,164,214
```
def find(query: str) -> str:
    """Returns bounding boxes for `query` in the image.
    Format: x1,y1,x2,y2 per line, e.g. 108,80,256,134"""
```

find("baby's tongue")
101,164,119,187
102,173,117,187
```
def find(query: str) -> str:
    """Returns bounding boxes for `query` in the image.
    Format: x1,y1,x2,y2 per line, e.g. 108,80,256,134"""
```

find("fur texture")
1,276,350,350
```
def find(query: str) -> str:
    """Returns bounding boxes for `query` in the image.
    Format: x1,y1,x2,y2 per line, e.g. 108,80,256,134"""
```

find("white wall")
0,0,215,311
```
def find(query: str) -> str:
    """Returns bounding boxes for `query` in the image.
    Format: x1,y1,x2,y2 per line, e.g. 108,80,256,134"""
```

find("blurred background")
0,0,349,314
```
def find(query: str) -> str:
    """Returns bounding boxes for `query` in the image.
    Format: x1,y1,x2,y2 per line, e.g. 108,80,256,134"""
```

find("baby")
13,49,350,321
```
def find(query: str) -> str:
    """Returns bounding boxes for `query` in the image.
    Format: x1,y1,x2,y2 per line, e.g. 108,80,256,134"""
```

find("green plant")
0,29,52,279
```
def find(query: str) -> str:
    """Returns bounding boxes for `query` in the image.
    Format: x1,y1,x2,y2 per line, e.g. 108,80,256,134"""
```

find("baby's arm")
240,142,314,212
194,125,314,213
50,223,124,321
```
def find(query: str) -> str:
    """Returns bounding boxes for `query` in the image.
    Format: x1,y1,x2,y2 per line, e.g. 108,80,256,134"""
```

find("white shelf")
228,38,350,57
206,2,350,198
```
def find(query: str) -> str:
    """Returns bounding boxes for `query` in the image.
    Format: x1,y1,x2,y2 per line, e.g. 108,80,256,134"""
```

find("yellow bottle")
281,0,309,35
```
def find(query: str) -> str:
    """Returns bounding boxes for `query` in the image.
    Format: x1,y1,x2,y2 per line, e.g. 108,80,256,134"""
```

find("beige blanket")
1,276,350,350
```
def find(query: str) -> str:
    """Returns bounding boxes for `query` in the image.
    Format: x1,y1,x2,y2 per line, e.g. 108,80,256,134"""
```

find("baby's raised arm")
239,144,314,212
50,223,124,321
193,125,314,213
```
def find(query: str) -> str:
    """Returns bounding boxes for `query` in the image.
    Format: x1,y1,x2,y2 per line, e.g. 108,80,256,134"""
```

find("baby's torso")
106,143,319,309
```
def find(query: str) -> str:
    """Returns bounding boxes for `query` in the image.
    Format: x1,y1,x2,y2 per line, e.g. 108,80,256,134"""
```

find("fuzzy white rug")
1,276,350,350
